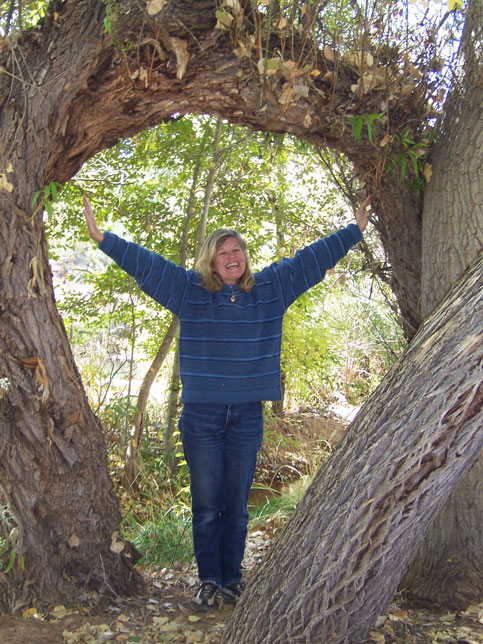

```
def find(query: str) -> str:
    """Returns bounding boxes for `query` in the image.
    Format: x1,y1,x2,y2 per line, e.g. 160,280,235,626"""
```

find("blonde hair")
195,229,255,293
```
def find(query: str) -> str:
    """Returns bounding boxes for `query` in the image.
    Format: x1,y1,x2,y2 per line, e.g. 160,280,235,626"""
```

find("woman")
83,195,372,612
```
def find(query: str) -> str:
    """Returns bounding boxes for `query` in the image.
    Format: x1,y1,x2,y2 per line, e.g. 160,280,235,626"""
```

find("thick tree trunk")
402,0,483,608
223,253,483,644
0,193,144,611
401,453,482,610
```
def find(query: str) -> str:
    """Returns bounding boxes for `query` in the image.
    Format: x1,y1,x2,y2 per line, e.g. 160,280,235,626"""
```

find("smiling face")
213,236,247,285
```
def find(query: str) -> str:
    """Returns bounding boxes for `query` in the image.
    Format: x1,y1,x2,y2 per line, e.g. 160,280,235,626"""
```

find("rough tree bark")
0,189,144,610
400,0,483,608
223,252,483,644
0,0,472,613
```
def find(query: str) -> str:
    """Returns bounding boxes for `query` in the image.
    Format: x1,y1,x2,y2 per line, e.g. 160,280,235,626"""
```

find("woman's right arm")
82,197,189,315
83,196,104,244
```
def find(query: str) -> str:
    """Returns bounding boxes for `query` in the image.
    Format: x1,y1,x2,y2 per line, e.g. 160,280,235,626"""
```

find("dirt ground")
1,410,482,644
1,551,482,644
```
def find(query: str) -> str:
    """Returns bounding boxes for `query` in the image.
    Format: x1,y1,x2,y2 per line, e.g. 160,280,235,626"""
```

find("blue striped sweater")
98,224,362,403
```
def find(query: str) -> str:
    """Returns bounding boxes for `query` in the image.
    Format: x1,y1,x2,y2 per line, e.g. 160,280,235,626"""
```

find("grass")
248,476,311,526
123,506,194,568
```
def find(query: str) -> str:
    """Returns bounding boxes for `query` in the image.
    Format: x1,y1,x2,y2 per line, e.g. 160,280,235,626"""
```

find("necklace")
229,285,238,302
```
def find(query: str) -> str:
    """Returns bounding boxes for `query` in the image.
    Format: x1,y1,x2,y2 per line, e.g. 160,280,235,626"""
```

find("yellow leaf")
23,607,39,617
170,38,190,80
0,162,13,193
303,112,312,128
0,174,13,192
380,134,394,147
153,616,170,625
188,615,201,622
448,0,463,10
52,605,68,618
234,42,249,58
35,357,49,394
68,534,80,548
215,9,233,29
147,0,166,15
369,631,385,642
324,45,335,62
423,162,433,183
110,539,125,554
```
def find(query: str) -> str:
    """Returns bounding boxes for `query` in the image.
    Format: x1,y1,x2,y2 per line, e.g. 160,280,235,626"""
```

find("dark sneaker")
191,582,219,612
221,582,244,603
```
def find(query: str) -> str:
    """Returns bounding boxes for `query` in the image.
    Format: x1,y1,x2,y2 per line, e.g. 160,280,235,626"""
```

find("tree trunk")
401,0,483,608
222,253,483,644
401,453,482,610
163,341,181,465
122,316,179,492
0,191,144,611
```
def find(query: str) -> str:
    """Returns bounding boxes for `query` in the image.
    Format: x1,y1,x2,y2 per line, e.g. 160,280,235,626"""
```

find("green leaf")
400,155,407,180
349,116,364,142
31,190,42,207
4,547,16,573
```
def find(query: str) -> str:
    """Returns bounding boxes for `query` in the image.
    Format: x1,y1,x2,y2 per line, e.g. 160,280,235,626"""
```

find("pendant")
230,294,236,302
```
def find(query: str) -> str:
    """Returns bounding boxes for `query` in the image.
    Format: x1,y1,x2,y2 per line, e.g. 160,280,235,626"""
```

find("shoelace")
198,583,218,598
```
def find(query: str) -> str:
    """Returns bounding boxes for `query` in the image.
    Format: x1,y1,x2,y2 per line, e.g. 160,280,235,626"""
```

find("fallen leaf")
147,0,166,15
387,607,408,621
0,162,13,192
257,57,281,76
380,134,394,147
423,162,433,183
153,616,170,625
68,534,80,548
110,539,125,554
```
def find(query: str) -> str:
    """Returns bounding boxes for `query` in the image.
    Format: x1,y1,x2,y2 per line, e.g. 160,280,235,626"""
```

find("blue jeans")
179,402,264,586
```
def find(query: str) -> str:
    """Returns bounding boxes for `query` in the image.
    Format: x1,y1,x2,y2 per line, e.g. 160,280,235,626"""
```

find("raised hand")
83,196,104,243
356,196,374,233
